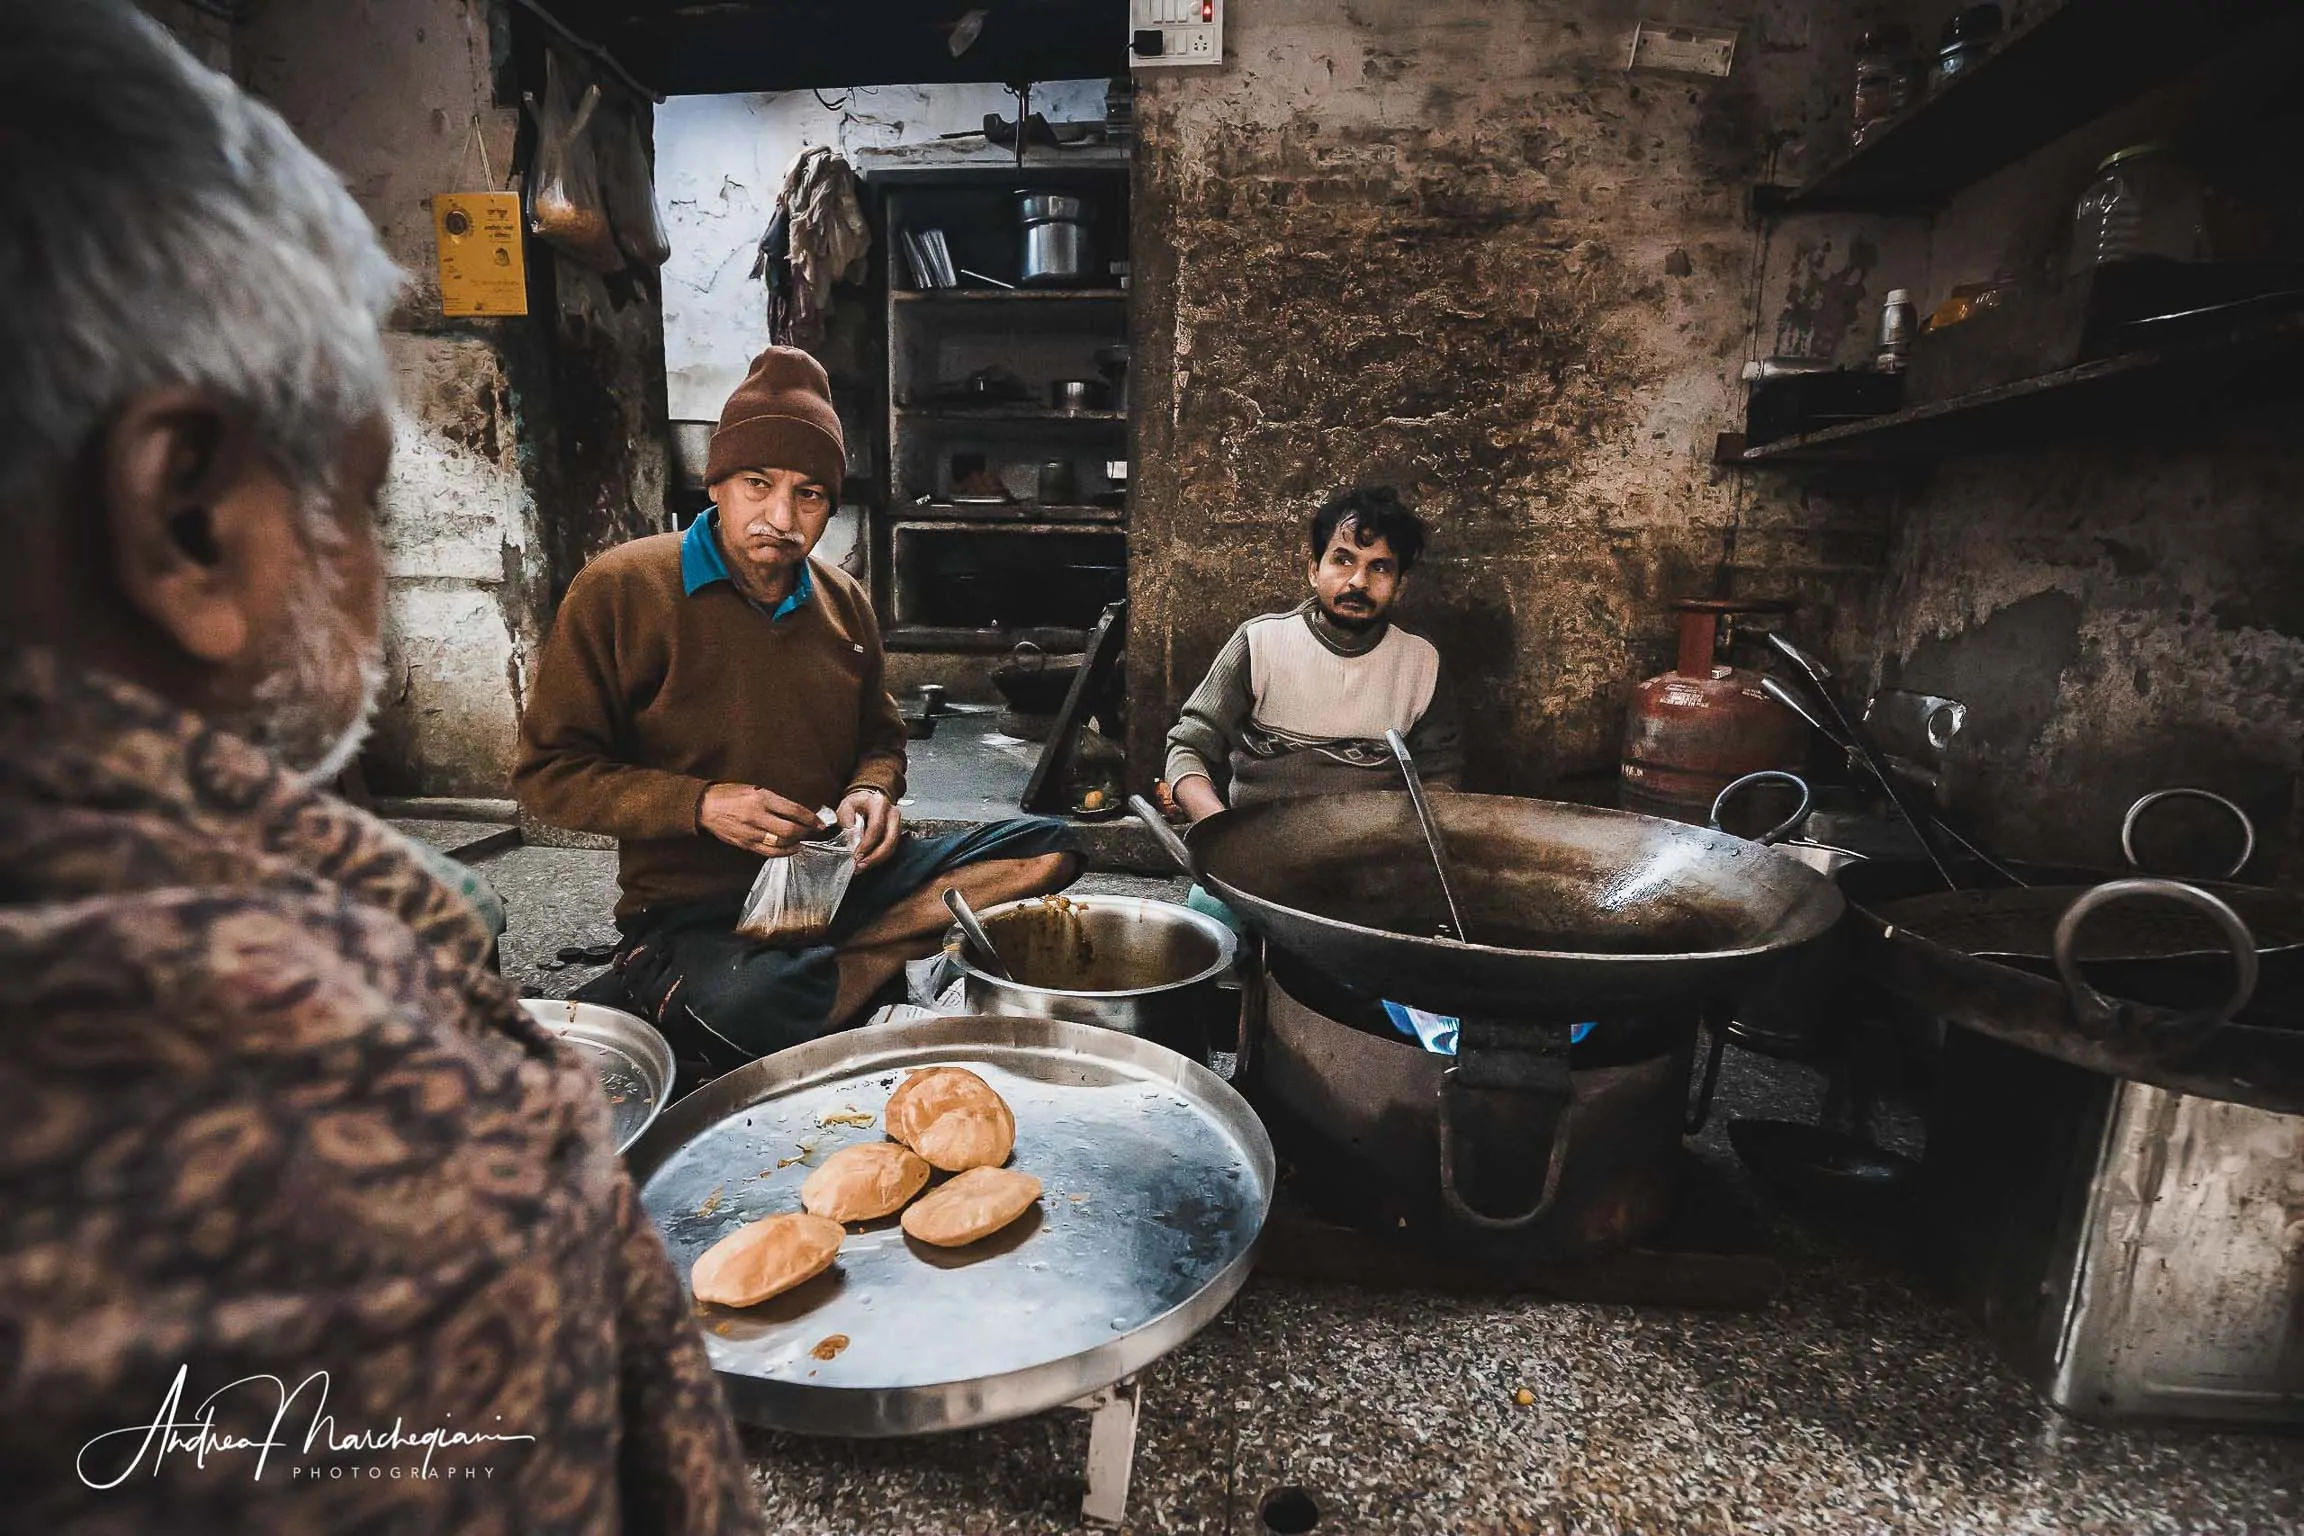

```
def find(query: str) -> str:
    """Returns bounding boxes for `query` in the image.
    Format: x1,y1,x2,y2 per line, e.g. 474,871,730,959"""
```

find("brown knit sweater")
515,534,907,921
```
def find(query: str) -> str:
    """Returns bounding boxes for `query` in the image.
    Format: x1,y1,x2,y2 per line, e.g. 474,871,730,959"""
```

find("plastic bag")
526,47,620,271
601,98,671,268
736,820,859,944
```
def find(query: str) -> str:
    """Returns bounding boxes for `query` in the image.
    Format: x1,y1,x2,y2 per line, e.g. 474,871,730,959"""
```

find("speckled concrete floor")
459,840,2304,1535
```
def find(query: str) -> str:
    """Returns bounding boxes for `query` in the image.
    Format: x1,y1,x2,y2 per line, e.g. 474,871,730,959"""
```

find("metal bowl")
952,895,1238,1061
523,999,675,1154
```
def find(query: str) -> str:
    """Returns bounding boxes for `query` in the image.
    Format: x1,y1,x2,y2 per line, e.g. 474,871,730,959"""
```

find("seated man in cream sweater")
1165,485,1462,821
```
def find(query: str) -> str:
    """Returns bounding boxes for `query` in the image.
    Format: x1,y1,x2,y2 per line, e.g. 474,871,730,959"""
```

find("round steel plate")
523,999,675,1154
627,1014,1274,1437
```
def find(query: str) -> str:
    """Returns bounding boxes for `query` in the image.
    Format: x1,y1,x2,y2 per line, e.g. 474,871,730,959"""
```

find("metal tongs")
1762,632,2023,893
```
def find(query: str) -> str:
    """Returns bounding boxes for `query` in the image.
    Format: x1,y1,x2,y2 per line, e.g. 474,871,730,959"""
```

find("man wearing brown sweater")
517,347,1078,1067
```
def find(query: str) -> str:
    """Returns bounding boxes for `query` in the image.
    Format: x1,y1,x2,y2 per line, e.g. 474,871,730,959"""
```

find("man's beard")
217,522,386,784
1319,593,1387,633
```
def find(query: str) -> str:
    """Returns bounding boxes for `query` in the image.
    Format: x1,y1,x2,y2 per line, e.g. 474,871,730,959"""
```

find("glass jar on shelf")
1851,25,1918,149
2069,144,2210,274
1929,4,2003,93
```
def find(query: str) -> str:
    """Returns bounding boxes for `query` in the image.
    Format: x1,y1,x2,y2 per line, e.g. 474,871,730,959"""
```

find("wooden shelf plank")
1730,307,2304,465
1756,0,2294,215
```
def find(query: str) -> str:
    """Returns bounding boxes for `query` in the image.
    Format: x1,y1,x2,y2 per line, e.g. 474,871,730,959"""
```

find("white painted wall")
657,81,1109,422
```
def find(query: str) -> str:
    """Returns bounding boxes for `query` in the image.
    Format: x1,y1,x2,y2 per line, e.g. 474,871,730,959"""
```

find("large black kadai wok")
1139,791,1844,1252
1187,790,1846,1015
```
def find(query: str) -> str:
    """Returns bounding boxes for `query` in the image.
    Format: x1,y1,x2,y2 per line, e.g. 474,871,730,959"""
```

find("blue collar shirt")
680,510,814,620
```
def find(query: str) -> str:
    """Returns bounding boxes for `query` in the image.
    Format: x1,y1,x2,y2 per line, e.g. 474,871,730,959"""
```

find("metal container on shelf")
1017,190,1093,286
1928,3,2003,92
669,419,715,492
1619,599,1809,825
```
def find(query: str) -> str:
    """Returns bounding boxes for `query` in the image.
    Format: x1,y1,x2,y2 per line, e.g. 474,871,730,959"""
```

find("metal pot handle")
1709,770,1815,847
1233,937,1264,1082
1127,794,1194,876
2052,878,2260,1034
2121,788,2256,880
1437,1080,1577,1232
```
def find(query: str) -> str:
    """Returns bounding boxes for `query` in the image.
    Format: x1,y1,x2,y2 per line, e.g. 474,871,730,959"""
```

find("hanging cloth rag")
755,145,871,348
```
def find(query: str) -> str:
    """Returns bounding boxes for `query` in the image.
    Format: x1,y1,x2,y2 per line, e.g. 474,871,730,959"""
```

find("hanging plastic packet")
735,810,857,944
525,47,622,271
1380,1002,1593,1057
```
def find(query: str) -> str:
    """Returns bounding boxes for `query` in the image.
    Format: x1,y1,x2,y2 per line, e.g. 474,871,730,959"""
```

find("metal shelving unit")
873,163,1130,651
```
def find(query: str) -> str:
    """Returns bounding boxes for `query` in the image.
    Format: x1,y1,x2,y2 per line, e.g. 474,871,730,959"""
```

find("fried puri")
884,1066,1016,1172
691,1212,844,1307
801,1142,932,1223
900,1166,1044,1247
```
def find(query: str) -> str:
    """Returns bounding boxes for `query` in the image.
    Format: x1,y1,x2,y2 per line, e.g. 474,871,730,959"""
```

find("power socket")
1129,0,1223,69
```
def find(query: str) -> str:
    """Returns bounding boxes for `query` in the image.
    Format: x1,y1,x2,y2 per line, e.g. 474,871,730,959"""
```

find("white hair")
0,1,404,510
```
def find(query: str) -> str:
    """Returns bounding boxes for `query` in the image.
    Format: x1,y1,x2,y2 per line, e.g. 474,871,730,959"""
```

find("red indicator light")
1202,0,1213,19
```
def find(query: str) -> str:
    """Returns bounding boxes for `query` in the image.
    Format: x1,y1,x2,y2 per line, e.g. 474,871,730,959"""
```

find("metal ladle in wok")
1172,790,1846,1018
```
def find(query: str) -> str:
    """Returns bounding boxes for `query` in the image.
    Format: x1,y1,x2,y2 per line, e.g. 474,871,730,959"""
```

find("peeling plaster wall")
236,0,535,795
657,81,1107,421
1832,15,2304,878
1127,0,1896,794
1873,415,2304,879
236,0,671,796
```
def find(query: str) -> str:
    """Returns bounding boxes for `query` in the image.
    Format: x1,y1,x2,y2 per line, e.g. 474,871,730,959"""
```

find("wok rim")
1188,791,1847,968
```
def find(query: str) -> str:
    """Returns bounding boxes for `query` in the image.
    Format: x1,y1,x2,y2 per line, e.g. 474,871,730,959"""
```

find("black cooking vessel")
1841,861,2304,1114
1184,791,1846,1019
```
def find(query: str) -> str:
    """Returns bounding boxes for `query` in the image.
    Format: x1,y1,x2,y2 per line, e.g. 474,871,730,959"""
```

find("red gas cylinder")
1619,599,1806,825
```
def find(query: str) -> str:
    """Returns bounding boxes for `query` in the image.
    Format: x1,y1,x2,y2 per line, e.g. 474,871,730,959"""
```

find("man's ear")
98,390,286,667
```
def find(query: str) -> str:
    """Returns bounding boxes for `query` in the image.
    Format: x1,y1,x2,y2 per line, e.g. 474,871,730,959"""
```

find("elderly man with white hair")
0,5,761,1531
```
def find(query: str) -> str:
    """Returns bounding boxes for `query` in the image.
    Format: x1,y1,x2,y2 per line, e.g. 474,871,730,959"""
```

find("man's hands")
838,785,901,870
699,782,821,857
700,782,900,869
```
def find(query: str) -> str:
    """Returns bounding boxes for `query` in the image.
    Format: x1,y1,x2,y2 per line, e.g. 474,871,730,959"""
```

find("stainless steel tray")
523,999,674,1154
628,1014,1274,1437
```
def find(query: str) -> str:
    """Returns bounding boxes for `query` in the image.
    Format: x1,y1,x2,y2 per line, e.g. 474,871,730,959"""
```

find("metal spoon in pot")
942,886,1015,980
1385,729,1474,944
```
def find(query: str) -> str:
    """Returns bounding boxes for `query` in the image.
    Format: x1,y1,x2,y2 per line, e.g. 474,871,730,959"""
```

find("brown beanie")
704,346,845,492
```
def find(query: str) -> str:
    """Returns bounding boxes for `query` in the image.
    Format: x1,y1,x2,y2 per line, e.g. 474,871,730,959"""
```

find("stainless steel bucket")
1017,191,1093,286
952,895,1235,1062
